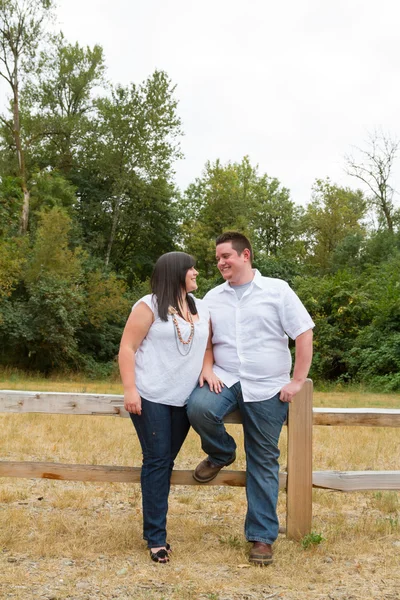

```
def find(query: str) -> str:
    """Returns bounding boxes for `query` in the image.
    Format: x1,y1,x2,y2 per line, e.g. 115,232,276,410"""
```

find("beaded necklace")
168,305,195,355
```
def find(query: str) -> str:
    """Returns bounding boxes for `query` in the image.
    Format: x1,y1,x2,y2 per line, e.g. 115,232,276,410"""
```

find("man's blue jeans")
130,398,190,548
187,382,288,545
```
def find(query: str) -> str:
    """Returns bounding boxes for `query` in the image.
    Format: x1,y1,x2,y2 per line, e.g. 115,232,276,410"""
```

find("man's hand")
280,329,313,402
124,389,142,414
199,369,224,393
279,379,304,403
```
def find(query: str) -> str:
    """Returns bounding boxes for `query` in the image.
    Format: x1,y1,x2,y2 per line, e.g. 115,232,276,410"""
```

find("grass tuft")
301,531,325,549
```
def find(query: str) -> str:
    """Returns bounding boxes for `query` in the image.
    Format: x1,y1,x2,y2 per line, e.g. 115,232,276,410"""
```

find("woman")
119,252,219,564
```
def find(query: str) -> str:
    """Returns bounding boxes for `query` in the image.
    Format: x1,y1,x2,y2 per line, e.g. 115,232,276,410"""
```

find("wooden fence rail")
1,381,400,542
2,388,399,427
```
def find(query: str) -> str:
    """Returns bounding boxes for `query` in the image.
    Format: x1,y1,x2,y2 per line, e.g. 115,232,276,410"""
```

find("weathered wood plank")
313,470,400,491
286,379,313,541
0,461,286,488
2,390,399,428
2,462,398,492
0,390,128,417
313,408,400,427
0,390,243,422
223,409,242,424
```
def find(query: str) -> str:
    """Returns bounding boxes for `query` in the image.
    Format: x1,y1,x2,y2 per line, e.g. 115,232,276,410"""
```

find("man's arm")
280,328,313,403
199,323,223,393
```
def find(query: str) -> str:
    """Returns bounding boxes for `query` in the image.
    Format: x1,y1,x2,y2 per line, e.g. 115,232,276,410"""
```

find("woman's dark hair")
151,252,198,321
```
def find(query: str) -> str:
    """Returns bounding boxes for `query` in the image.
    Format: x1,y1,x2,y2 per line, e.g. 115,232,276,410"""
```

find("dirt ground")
1,393,399,600
1,481,399,600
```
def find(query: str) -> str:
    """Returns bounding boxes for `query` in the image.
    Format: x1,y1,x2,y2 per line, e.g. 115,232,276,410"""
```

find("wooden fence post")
286,378,313,540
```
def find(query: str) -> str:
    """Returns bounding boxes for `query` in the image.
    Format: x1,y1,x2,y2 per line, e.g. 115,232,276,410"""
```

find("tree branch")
0,68,12,86
0,114,14,132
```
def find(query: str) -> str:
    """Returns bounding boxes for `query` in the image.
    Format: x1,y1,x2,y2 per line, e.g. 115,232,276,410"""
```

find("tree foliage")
0,17,399,389
24,33,106,175
303,179,367,272
0,0,55,231
345,131,400,232
179,156,304,276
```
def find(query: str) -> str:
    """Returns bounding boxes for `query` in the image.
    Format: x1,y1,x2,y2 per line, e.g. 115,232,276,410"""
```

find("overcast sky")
41,1,400,205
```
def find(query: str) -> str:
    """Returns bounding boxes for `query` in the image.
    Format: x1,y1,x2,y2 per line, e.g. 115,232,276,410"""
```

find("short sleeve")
279,285,315,340
132,294,158,317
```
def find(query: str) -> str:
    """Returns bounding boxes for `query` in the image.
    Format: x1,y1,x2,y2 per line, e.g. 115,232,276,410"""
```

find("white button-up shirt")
204,269,315,402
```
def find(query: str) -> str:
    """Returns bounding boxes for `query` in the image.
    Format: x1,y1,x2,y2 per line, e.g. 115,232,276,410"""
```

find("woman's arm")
118,302,154,414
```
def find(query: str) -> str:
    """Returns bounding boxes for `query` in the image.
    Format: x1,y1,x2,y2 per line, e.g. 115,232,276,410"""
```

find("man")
187,232,314,566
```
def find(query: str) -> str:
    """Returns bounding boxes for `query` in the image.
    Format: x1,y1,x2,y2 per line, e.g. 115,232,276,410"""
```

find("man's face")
216,242,249,283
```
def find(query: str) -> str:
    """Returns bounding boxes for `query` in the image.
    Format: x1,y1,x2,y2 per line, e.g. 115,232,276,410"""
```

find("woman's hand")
199,369,224,394
124,389,142,415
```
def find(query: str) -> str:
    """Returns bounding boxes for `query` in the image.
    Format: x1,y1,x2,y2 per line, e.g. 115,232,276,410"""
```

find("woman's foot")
150,546,170,563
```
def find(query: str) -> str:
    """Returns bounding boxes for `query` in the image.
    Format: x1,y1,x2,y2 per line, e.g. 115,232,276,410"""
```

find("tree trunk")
21,187,30,234
379,197,394,233
12,73,29,233
105,198,120,266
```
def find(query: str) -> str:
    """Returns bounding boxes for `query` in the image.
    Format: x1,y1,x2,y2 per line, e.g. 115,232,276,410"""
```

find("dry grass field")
0,374,399,600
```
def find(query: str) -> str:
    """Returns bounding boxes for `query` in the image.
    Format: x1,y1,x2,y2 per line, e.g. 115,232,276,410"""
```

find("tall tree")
0,0,55,232
179,157,303,275
179,158,253,275
78,72,182,267
250,174,304,260
304,179,367,272
25,33,106,174
345,131,399,233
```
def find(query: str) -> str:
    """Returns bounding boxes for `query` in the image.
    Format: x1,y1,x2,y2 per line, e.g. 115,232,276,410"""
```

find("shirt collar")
252,269,264,289
216,269,263,294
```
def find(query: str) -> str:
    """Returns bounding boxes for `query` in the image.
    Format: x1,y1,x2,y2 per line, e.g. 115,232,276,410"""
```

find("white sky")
11,1,400,206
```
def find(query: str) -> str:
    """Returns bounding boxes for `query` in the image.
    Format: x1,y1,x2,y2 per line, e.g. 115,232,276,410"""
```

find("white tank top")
134,294,210,406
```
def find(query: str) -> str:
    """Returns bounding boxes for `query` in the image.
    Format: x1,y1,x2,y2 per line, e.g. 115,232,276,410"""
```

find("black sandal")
150,547,169,563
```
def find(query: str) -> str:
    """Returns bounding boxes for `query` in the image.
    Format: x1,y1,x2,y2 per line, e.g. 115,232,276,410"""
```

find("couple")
118,232,314,566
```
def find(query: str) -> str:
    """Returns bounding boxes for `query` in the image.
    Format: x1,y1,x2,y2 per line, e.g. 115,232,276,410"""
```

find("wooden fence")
1,380,400,542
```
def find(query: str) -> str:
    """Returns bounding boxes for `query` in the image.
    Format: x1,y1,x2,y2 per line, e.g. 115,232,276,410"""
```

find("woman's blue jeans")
130,398,190,548
187,382,288,545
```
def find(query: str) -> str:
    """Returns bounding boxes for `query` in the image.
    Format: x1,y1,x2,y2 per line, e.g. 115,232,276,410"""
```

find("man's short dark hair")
215,231,253,262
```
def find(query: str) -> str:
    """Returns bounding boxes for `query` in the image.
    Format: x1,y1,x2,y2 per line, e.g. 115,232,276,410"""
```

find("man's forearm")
292,329,313,382
279,329,313,402
202,347,214,374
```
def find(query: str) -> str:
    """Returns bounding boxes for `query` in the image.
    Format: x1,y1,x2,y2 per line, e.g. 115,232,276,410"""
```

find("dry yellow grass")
0,376,399,599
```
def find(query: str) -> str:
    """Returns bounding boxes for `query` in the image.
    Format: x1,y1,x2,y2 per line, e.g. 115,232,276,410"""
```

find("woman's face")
185,266,199,292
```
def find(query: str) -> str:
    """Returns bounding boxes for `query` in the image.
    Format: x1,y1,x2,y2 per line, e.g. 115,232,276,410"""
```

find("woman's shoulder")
132,294,157,313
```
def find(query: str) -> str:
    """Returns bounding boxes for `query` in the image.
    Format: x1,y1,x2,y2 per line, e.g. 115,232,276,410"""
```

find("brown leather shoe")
249,542,273,566
193,453,236,483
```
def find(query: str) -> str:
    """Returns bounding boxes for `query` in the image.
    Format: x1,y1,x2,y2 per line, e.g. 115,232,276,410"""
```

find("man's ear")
242,248,251,261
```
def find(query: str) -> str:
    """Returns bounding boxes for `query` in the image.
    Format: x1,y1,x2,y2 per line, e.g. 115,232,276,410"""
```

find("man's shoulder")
203,282,226,301
191,295,208,312
256,274,290,293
